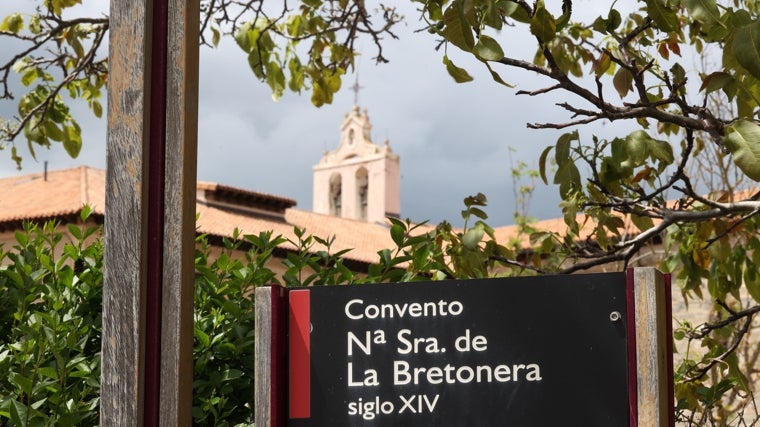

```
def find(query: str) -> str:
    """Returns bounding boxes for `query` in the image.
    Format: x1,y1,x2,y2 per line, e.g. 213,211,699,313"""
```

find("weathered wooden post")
627,268,673,426
101,0,199,425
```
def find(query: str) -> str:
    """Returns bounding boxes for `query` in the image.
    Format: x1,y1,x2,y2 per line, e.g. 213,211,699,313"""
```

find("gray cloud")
2,1,646,227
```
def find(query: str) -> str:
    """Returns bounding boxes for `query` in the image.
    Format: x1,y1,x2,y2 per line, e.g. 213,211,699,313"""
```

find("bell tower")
313,105,400,223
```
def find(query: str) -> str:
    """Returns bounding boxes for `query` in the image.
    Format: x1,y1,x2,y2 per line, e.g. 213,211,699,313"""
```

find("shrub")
0,215,102,426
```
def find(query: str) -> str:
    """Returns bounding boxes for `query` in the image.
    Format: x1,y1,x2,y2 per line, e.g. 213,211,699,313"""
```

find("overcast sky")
0,1,645,226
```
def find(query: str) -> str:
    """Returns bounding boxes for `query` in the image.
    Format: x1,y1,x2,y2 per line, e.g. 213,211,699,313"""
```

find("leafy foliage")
0,1,401,167
1,188,759,425
3,0,760,424
0,198,517,426
0,3,107,168
0,214,102,427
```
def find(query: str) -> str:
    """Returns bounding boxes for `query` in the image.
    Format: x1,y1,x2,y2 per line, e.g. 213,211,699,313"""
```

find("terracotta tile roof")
494,215,605,247
196,204,396,264
0,166,106,224
196,181,297,212
493,187,760,247
0,166,395,265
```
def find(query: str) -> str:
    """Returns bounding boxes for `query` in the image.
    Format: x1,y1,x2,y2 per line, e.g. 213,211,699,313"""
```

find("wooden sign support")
255,268,673,426
101,0,199,425
626,268,674,427
255,286,289,427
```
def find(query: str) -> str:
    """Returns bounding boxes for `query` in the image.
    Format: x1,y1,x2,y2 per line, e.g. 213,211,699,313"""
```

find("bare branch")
515,84,562,96
683,309,757,383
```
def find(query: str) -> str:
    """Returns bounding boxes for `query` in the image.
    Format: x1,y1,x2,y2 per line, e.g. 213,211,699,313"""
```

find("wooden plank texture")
255,286,288,427
633,267,670,426
102,0,198,425
101,1,150,423
255,287,274,427
159,0,199,425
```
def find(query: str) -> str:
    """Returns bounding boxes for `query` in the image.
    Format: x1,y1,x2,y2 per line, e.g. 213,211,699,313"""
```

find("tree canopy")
2,0,760,424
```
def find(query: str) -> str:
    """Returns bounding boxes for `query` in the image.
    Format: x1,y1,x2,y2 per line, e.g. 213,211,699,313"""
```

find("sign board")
255,269,673,427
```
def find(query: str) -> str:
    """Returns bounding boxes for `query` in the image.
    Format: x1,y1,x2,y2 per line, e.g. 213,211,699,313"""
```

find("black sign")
287,273,630,426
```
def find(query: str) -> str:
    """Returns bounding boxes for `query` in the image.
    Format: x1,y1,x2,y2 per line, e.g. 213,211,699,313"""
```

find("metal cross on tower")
350,73,363,106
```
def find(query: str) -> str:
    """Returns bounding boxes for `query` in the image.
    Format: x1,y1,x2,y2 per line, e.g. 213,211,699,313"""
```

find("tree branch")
683,308,757,383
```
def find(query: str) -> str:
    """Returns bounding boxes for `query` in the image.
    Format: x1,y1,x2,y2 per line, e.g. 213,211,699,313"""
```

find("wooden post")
627,267,673,427
101,0,198,425
255,286,288,427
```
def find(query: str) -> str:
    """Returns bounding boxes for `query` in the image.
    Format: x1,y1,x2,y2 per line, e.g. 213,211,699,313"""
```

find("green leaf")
10,400,28,427
530,2,556,43
311,71,342,106
222,368,244,381
266,61,286,101
67,30,85,58
211,26,221,48
684,0,722,29
463,193,487,208
625,131,650,164
80,204,92,220
247,50,265,80
468,207,488,220
443,55,474,83
538,145,552,185
462,225,485,250
390,223,405,247
483,2,504,30
744,265,760,303
647,139,674,165
442,2,475,52
311,83,326,107
44,121,64,142
1,13,24,33
29,14,41,34
234,22,253,53
21,68,40,87
473,35,504,61
732,20,760,81
501,1,530,23
734,82,759,118
67,223,82,240
92,100,103,118
554,131,578,166
644,0,679,32
62,124,82,158
288,57,305,92
9,372,33,396
554,162,581,198
324,71,342,94
594,53,612,77
555,134,571,165
700,71,733,94
484,62,514,87
606,9,622,32
36,366,59,380
724,120,760,181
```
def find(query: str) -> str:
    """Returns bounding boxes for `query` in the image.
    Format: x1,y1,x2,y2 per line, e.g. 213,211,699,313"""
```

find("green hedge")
0,216,269,426
0,219,102,426
0,212,425,426
2,201,754,425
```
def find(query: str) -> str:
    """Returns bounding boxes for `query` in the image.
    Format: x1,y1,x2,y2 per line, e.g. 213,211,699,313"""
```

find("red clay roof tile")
0,166,397,264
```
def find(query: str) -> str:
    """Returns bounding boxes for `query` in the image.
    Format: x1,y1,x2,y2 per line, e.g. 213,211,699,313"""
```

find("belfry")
312,105,400,223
